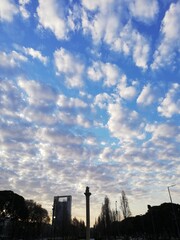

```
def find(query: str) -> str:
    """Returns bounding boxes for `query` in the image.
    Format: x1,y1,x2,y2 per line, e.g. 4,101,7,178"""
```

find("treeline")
0,190,50,223
1,190,180,239
0,190,51,239
94,193,180,240
0,190,86,239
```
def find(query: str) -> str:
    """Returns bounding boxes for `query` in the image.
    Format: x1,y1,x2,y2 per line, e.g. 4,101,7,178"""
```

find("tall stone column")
84,186,91,240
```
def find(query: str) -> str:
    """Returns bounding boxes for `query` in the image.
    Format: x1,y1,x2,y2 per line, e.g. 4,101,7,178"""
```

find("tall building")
52,195,72,236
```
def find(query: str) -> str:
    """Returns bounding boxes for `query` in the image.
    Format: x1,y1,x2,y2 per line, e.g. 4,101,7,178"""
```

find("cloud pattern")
0,0,180,224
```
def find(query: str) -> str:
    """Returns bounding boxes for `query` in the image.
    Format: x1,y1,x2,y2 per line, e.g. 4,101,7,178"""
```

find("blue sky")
0,0,180,224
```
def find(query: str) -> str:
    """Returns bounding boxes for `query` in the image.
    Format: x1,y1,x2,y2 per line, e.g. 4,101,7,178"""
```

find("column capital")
84,186,91,197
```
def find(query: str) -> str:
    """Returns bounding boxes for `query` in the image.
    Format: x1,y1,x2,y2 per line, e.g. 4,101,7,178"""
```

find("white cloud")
58,112,90,128
18,77,57,105
54,48,84,88
129,0,159,24
107,102,145,142
104,14,120,45
57,95,87,108
17,77,91,127
132,33,150,69
81,0,122,44
23,47,48,65
102,63,120,87
0,51,27,68
117,74,137,100
94,93,112,109
19,0,30,19
81,2,150,69
81,0,101,11
151,2,180,69
137,83,155,106
157,83,180,118
99,147,113,162
3,77,89,128
84,136,97,146
82,9,105,43
0,0,18,22
67,4,81,31
145,123,180,147
36,127,83,146
113,22,150,69
88,61,119,87
87,62,103,82
161,2,180,41
0,79,25,117
82,0,115,15
21,106,57,125
37,0,67,40
76,114,90,128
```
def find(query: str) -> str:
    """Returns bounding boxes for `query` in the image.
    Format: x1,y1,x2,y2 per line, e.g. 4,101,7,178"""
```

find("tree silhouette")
0,190,28,220
25,199,50,223
71,217,85,239
120,190,131,219
94,196,112,239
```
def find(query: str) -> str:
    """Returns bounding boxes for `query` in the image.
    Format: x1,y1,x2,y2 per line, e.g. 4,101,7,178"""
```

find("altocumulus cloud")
0,0,180,225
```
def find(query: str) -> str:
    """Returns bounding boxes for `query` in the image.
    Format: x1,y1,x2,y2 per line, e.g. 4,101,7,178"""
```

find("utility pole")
84,186,91,240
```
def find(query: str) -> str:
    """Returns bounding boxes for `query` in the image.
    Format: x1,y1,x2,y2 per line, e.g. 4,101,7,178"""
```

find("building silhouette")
52,195,72,236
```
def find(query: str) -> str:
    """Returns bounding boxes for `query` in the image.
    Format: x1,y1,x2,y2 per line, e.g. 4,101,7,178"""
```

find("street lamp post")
167,185,180,238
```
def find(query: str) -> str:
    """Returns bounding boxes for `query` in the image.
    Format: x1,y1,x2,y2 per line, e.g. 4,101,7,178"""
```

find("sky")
0,0,180,226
